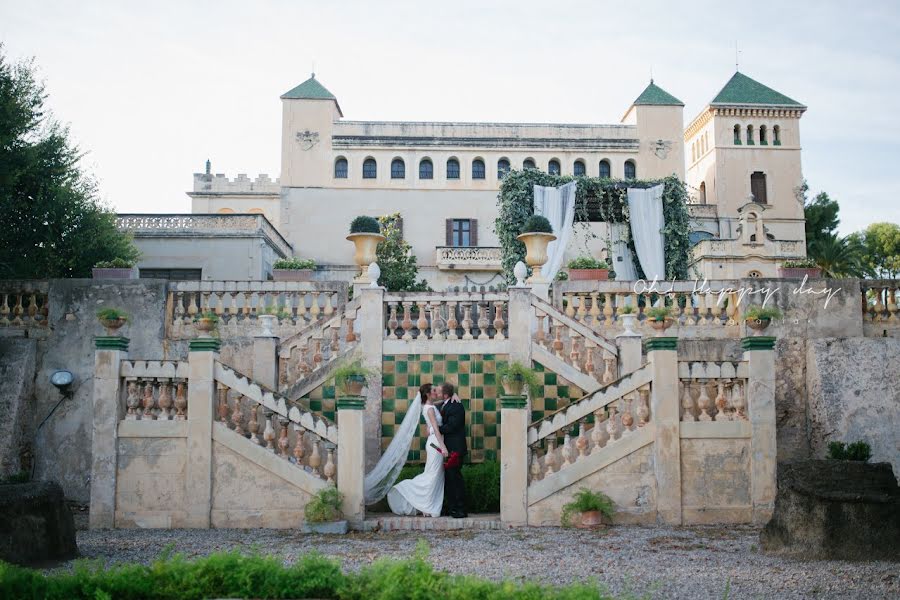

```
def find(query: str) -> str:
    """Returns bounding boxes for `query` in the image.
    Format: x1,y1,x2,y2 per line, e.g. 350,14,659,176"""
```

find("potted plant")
617,304,637,335
497,361,540,397
346,216,385,281
778,258,821,279
566,256,610,281
333,360,376,396
194,311,219,336
560,487,615,528
92,258,136,279
744,306,782,331
272,257,316,282
646,306,673,331
516,215,556,283
96,307,128,335
301,486,348,534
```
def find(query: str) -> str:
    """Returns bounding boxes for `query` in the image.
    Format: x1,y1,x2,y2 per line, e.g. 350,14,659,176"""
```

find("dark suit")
439,398,467,516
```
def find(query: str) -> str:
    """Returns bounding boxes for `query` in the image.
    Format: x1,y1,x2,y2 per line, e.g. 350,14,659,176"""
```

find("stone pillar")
89,336,129,529
507,287,534,366
184,337,219,528
644,336,681,525
615,332,642,377
336,395,366,525
743,336,777,524
499,395,528,525
357,286,384,469
252,335,278,389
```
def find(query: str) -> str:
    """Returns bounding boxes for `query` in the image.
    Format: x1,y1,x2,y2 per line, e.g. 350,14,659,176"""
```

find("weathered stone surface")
0,481,77,565
761,460,900,561
0,338,36,476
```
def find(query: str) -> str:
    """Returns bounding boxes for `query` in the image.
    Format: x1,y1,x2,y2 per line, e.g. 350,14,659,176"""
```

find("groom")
438,382,468,518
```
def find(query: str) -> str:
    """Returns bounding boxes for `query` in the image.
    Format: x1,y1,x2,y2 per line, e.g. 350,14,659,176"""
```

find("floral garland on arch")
494,170,692,284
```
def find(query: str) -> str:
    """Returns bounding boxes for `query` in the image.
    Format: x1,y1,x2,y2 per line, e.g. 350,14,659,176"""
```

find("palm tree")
807,233,871,278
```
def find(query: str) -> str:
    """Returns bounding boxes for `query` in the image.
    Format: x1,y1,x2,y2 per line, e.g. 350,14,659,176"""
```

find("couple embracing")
386,383,468,519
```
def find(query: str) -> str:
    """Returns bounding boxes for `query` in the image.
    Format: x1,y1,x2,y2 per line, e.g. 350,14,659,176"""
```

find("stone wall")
115,435,188,528
0,338,36,476
681,438,751,523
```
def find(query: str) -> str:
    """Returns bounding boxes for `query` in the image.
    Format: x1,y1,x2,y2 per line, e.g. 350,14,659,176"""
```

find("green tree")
858,222,900,278
0,46,139,279
808,233,870,278
375,213,430,292
799,181,840,255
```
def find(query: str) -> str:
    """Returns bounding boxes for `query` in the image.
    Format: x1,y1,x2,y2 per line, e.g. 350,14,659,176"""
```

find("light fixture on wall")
50,370,74,399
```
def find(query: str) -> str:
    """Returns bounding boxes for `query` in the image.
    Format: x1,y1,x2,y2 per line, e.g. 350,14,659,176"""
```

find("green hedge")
368,460,500,514
1,545,618,599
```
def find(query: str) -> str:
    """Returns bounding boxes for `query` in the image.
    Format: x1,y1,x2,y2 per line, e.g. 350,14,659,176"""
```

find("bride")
362,383,449,517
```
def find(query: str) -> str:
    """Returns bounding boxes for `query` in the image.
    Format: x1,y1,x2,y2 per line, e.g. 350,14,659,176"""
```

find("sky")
2,0,899,235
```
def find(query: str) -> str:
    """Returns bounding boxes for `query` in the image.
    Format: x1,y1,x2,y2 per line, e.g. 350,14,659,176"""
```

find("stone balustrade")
678,361,749,422
0,282,49,330
383,292,509,341
118,361,190,421
434,246,503,271
861,280,900,324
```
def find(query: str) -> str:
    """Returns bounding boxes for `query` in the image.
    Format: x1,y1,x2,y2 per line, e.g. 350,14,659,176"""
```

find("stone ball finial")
514,261,528,287
367,262,381,288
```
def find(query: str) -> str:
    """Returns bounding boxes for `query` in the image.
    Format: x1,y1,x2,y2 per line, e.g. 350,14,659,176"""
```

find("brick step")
357,513,511,532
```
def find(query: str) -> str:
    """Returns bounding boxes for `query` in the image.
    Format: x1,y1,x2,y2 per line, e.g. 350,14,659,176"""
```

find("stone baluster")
732,381,747,420
576,294,588,322
584,342,595,377
157,379,173,420
697,379,713,421
231,396,245,436
213,291,224,317
606,405,619,440
726,292,738,325
591,409,608,452
312,338,323,371
125,380,140,419
887,287,898,322
621,395,635,433
324,448,336,483
461,302,474,340
329,328,340,358
602,355,615,385
714,294,726,324
295,292,309,322
431,301,445,340
681,380,695,421
874,287,886,321
575,421,589,458
217,384,230,422
446,301,459,340
247,405,260,444
477,302,491,340
493,301,506,340
309,438,322,475
386,302,399,339
637,386,650,426
416,301,428,338
10,294,23,326
603,293,614,326
187,293,199,320
263,413,276,450
569,330,581,370
588,292,601,327
174,381,187,420
714,380,729,421
227,291,239,320
293,429,306,463
551,322,564,358
309,292,321,321
0,293,10,326
142,380,156,420
401,301,414,340
530,450,542,482
543,439,557,475
240,291,251,319
277,419,290,457
534,312,546,345
345,315,357,343
565,293,576,318
324,293,335,317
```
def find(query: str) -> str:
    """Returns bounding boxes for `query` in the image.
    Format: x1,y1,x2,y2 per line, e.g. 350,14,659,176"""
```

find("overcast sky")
2,0,898,234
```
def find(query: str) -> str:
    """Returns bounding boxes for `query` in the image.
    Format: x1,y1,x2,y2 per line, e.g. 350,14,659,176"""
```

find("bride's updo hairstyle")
419,383,432,400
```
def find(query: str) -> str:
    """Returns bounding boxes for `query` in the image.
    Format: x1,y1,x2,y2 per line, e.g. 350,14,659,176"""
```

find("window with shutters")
447,158,460,179
751,172,767,203
598,159,611,178
472,158,486,179
446,219,477,247
573,160,586,176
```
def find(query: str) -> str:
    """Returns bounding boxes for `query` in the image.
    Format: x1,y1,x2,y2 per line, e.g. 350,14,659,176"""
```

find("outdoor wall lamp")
50,370,74,399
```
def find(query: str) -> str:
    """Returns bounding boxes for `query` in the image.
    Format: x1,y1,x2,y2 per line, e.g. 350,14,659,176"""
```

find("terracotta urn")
273,268,313,282
501,376,525,397
576,510,604,529
346,232,386,280
649,318,673,332
195,317,217,337
516,232,556,283
99,317,127,335
343,375,367,396
746,318,771,331
569,268,609,281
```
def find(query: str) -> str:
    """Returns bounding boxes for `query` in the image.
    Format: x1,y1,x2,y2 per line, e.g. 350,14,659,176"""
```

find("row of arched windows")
333,157,636,180
691,132,710,163
733,124,781,146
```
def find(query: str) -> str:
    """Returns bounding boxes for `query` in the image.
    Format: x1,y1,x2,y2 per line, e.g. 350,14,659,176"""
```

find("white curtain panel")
534,181,577,282
609,222,639,281
626,184,666,281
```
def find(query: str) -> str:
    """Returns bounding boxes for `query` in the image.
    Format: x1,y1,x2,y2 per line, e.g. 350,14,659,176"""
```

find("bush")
304,486,344,523
375,213,431,292
560,488,615,527
827,440,872,462
497,361,541,396
782,258,818,268
522,215,553,234
349,215,381,234
94,258,135,269
744,306,783,321
96,307,127,321
273,257,315,270
566,256,609,270
645,306,671,321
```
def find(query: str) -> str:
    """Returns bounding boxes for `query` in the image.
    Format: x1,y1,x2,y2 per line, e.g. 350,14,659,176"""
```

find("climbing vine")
494,170,692,284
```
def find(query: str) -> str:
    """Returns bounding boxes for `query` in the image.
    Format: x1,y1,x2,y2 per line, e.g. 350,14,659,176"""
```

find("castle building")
125,71,808,284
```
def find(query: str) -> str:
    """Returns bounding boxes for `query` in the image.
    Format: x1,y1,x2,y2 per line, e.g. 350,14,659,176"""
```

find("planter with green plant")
497,361,540,397
333,360,376,396
560,487,615,528
646,306,673,331
194,311,219,336
346,216,385,280
272,257,316,281
617,304,638,335
301,486,347,534
96,307,128,334
566,256,610,281
779,258,821,279
744,306,782,331
92,258,136,279
515,215,555,283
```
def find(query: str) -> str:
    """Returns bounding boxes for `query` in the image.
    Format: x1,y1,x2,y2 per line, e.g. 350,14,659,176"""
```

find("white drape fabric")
534,181,577,282
609,222,639,281
363,392,423,504
627,185,666,281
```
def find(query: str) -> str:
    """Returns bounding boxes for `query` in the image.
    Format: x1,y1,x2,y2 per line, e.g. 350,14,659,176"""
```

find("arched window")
497,158,510,179
773,125,781,146
751,171,767,203
624,160,636,180
734,124,741,145
523,158,536,170
391,158,405,179
363,158,377,179
746,125,755,145
447,158,460,179
759,125,768,145
699,182,707,204
598,159,611,178
748,270,762,278
691,144,696,163
334,157,348,179
573,160,586,176
472,158,486,179
548,159,561,175
419,159,433,180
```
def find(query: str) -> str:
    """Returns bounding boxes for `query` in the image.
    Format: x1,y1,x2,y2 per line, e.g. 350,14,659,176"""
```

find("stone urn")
194,317,217,337
258,314,277,336
649,318,673,332
516,232,556,283
99,317,127,336
501,376,525,397
576,510,604,529
346,232,386,280
619,312,637,335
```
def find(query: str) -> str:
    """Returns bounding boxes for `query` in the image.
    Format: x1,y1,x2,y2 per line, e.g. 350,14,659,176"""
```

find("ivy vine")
494,170,692,284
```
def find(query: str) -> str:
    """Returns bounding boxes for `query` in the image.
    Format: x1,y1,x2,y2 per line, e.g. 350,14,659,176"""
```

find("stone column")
252,335,278,389
357,286,384,470
499,395,528,525
184,337,219,528
644,336,681,525
615,332,642,377
507,286,533,366
89,336,129,529
742,335,777,524
336,395,366,525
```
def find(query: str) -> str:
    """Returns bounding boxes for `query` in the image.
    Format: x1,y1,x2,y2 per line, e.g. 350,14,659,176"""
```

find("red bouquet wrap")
443,451,462,470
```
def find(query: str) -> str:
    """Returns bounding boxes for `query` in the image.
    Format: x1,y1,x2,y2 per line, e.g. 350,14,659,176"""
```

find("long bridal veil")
363,392,423,504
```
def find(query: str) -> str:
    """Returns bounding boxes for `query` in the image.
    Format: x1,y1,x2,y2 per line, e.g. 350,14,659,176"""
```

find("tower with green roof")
280,73,343,188
621,79,686,180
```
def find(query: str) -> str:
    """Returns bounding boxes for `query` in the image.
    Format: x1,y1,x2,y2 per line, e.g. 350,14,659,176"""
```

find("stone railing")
383,292,509,342
0,281,49,330
860,280,900,324
678,361,749,423
435,246,503,271
166,280,349,340
119,360,190,420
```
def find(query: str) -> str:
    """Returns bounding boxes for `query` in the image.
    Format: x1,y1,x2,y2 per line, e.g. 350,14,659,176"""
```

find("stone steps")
357,513,511,532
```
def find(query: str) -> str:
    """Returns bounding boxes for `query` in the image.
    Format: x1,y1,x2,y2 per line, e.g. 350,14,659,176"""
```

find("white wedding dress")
386,404,445,517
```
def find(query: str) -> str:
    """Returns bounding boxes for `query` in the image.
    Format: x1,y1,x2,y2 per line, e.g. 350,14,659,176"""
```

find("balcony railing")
435,246,502,271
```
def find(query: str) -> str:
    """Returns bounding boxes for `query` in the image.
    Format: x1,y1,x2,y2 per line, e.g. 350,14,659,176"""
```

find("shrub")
497,361,541,396
744,306,782,321
304,486,344,523
560,488,615,527
522,215,553,234
645,306,671,321
332,360,377,395
566,256,609,270
375,213,431,292
349,215,381,234
96,307,127,321
94,258,134,269
782,258,818,269
827,440,872,462
555,270,569,281
618,305,635,315
273,257,315,270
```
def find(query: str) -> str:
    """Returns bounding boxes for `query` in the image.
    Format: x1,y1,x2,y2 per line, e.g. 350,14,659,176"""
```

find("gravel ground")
54,526,897,599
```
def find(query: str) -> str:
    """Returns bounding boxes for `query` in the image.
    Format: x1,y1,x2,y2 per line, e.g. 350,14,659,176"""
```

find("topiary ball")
349,216,381,234
522,215,553,234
